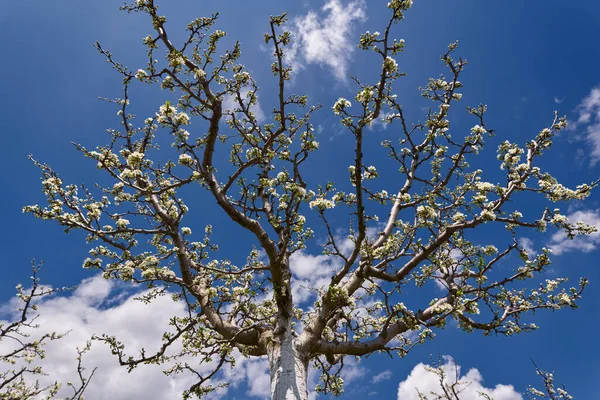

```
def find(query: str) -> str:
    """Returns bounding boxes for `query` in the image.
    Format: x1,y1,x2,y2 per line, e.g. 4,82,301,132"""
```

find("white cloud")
397,356,522,400
235,359,270,398
341,356,366,386
371,369,392,383
368,111,394,131
0,276,269,400
433,248,464,291
288,0,367,81
290,250,338,280
289,227,370,304
519,237,538,257
289,226,382,304
290,250,341,304
548,209,600,255
0,229,399,399
577,146,587,162
573,86,600,165
222,88,266,123
0,273,371,400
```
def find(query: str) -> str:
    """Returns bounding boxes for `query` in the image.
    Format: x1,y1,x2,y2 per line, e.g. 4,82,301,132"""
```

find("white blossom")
479,209,496,221
356,87,375,104
309,198,336,210
174,112,191,125
475,181,495,192
194,68,206,80
135,69,148,80
557,292,571,305
383,56,398,73
417,205,436,220
178,153,194,166
115,218,130,228
126,151,144,168
452,212,466,223
363,165,378,180
333,98,352,115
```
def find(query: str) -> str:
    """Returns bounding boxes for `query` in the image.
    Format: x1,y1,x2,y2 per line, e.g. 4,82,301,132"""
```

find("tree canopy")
8,0,598,399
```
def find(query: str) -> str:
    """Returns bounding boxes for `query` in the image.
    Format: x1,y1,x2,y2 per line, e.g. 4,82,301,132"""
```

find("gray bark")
268,332,309,400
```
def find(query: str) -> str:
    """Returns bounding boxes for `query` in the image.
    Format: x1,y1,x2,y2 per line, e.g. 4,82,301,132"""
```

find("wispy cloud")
519,237,538,257
397,356,522,400
547,209,600,255
571,86,600,165
371,369,393,384
222,88,266,123
368,110,394,131
432,248,464,291
288,0,367,82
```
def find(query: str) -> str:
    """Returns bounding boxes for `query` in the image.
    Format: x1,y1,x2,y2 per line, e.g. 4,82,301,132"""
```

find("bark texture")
268,332,308,400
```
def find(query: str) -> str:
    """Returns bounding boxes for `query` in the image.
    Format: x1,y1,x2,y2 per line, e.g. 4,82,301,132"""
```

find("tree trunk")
268,331,309,400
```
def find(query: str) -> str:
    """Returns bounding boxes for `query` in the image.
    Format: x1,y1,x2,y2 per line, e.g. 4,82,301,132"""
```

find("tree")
526,362,573,400
22,0,597,398
409,356,572,400
0,263,94,400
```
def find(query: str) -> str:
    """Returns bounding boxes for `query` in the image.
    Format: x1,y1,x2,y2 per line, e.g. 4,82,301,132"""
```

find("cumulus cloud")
289,228,364,304
397,356,522,400
290,250,341,303
288,0,367,81
572,86,600,165
0,272,373,400
547,209,600,255
232,358,270,398
0,276,268,400
289,226,381,304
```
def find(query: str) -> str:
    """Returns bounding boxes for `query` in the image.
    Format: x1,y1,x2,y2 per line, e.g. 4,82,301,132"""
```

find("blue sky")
1,0,600,399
